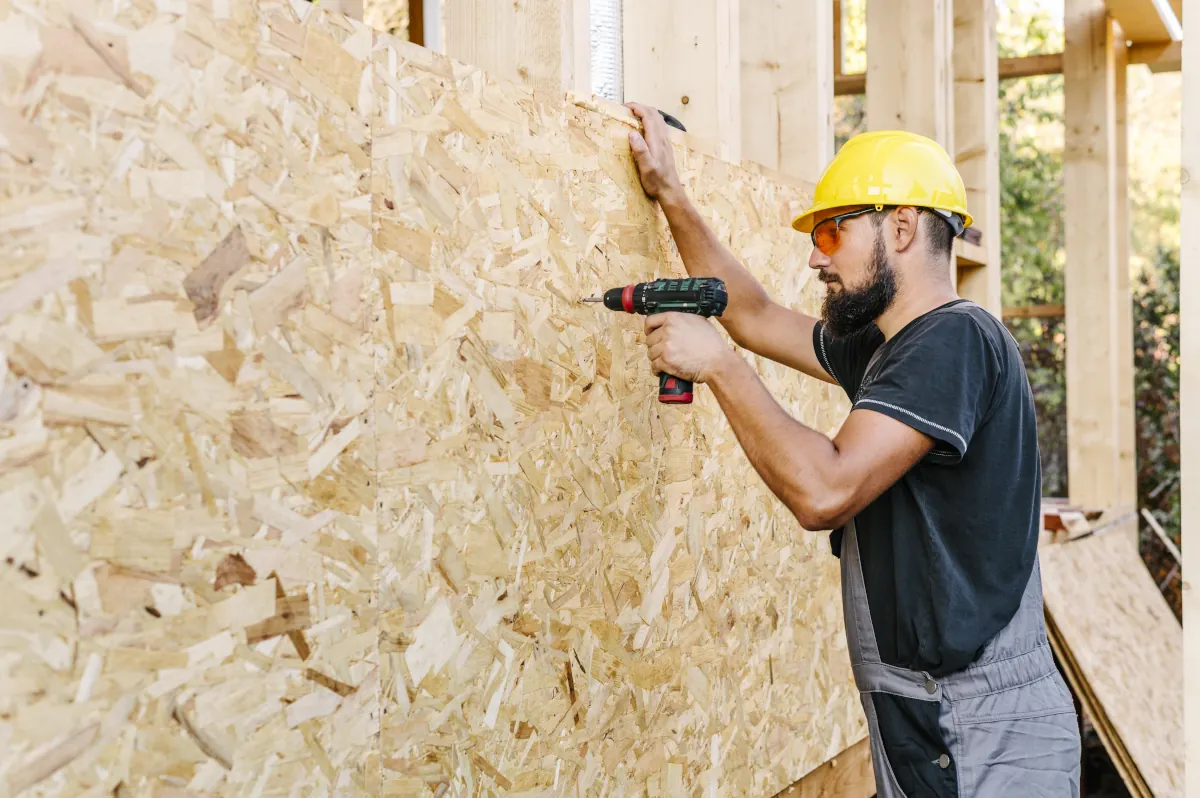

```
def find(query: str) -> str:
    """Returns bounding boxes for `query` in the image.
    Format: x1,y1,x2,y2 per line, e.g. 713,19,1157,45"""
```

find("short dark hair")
870,206,955,261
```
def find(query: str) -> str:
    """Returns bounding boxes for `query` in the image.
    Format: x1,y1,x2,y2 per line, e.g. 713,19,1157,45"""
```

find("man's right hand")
626,102,684,204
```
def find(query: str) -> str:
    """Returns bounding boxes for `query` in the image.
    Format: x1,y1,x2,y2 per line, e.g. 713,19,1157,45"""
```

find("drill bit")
580,296,604,303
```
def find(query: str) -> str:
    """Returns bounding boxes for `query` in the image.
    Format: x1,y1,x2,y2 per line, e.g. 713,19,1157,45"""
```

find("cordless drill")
582,277,728,404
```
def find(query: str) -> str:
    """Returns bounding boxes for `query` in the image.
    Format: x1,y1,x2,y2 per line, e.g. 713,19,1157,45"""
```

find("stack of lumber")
1040,526,1184,797
0,0,864,795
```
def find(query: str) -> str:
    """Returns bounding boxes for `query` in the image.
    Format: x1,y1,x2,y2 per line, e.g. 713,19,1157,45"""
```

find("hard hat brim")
791,201,846,234
791,202,974,236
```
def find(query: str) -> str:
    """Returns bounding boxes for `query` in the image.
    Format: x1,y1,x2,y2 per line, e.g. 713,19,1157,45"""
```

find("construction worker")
624,103,1082,797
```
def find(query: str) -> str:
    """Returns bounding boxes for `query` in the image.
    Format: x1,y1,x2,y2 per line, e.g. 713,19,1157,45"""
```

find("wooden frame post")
740,0,834,182
865,0,954,148
1063,0,1125,509
441,0,590,95
623,0,742,161
1113,26,1137,509
834,0,844,77
1181,10,1198,797
953,0,1002,316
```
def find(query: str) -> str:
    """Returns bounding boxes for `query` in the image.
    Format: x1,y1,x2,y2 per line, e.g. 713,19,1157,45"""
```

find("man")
624,103,1082,797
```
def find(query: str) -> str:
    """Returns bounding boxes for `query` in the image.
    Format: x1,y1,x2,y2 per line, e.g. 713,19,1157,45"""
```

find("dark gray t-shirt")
814,299,1042,677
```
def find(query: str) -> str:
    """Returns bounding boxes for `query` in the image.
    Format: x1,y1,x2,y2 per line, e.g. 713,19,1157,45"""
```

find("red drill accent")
622,284,634,313
659,392,694,404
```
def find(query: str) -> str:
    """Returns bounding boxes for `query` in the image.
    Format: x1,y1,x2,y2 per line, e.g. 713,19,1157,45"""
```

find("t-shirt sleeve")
853,312,1001,462
812,320,885,398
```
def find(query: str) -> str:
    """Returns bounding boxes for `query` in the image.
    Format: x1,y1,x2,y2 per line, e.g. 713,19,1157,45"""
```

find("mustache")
819,272,841,284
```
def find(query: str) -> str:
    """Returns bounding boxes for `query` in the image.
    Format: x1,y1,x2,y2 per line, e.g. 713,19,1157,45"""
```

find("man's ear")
892,206,920,252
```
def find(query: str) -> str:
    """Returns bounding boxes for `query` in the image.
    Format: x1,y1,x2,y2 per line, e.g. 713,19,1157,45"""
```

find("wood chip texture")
1041,529,1184,797
0,1,862,795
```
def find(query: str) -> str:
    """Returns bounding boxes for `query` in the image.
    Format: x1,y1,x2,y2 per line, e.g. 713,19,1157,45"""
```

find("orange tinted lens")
812,219,840,255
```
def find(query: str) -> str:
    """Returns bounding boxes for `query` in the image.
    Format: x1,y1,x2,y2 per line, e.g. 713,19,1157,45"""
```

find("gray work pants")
840,520,1082,797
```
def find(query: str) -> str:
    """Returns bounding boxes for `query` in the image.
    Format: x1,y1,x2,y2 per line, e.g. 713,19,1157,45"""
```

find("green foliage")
1133,246,1181,532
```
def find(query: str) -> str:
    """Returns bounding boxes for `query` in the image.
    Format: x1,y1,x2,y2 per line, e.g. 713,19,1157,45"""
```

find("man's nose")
809,245,832,269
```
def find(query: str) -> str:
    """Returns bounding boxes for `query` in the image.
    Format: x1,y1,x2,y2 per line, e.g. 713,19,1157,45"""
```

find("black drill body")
589,277,728,404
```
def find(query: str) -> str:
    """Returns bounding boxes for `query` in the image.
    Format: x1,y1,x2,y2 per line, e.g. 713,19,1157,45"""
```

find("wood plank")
838,54,1068,95
1114,29,1137,509
1181,9,1200,797
953,0,1002,315
1064,0,1122,508
1129,39,1182,71
771,737,875,797
1040,527,1183,797
834,44,1181,98
441,0,587,94
623,0,741,160
740,0,834,182
999,51,1067,79
953,238,988,269
865,0,953,147
1045,611,1151,797
1001,303,1066,319
1105,0,1182,44
833,0,844,76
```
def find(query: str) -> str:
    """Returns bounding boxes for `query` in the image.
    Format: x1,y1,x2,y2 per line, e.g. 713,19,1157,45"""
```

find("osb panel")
1041,529,1184,797
0,0,862,795
371,36,861,797
0,1,379,795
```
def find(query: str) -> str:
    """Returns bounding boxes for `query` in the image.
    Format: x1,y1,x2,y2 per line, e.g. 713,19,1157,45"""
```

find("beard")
820,230,897,337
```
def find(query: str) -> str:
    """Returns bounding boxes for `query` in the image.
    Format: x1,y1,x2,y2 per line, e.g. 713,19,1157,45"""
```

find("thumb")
629,130,648,155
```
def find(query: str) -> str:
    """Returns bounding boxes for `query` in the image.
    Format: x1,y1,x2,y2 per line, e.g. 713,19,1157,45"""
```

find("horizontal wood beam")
954,238,989,268
834,44,1179,96
1105,0,1182,44
1002,303,1066,319
1129,40,1182,72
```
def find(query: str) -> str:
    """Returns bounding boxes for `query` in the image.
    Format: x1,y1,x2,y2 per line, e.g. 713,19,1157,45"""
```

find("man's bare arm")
625,102,835,384
705,349,934,530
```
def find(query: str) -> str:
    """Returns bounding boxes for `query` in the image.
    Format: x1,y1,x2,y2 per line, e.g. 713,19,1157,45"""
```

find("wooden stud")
953,0,1002,314
1064,0,1123,508
740,0,834,182
1182,10,1200,798
1113,26,1137,508
442,0,590,94
865,0,954,148
833,0,844,76
623,0,742,161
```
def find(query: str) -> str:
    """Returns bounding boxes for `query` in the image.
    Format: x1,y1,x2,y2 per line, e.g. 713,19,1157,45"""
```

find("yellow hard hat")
791,130,972,234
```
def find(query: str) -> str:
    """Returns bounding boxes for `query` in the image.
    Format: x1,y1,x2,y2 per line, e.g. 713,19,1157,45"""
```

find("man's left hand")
645,313,732,383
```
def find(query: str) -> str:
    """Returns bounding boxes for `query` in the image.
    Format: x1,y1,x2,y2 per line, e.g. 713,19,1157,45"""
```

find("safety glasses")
810,207,878,255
